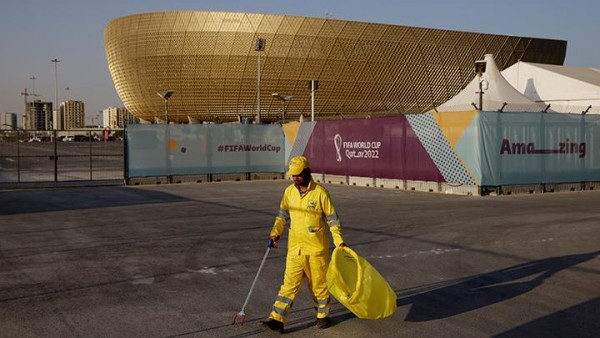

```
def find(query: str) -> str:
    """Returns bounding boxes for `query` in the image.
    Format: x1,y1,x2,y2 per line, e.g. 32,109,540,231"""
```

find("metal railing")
0,129,124,188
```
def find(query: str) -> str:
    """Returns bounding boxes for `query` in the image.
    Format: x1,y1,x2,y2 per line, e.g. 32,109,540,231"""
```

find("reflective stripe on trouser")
269,253,331,322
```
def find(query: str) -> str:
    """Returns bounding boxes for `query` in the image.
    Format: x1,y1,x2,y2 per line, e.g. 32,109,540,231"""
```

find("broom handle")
240,245,271,312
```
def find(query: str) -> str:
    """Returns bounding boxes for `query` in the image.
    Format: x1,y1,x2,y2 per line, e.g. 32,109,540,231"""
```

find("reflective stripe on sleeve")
325,212,340,227
277,208,290,221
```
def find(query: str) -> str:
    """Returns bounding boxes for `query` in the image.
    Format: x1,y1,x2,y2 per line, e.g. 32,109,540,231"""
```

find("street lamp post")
158,90,175,124
51,59,60,130
255,38,266,124
309,80,318,121
272,93,293,123
158,90,175,183
474,60,487,111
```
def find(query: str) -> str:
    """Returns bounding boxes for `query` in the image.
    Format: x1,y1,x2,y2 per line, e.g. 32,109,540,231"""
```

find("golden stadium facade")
104,11,567,123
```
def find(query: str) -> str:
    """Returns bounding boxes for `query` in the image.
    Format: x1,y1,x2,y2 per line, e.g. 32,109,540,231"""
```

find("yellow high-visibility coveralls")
268,180,345,323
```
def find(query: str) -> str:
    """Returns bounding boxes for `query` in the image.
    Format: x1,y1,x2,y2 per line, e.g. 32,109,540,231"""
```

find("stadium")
104,11,567,123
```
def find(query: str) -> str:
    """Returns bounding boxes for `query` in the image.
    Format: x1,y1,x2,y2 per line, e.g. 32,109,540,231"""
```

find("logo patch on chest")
307,200,317,210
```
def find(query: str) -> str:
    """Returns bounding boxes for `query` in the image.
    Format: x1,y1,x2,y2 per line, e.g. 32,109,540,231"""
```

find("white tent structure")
433,54,549,113
502,62,600,114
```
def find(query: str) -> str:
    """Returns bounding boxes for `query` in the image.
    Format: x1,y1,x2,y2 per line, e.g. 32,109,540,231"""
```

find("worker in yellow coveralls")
261,156,347,334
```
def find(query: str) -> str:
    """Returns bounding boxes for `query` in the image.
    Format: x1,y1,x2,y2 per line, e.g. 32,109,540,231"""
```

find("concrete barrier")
324,174,348,185
375,178,405,190
348,176,375,187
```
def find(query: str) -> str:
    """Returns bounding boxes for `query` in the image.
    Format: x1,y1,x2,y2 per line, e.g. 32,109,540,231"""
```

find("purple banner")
303,116,443,181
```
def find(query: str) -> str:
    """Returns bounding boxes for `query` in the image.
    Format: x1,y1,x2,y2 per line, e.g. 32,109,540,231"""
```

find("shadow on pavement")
397,250,599,322
493,297,600,338
0,186,188,215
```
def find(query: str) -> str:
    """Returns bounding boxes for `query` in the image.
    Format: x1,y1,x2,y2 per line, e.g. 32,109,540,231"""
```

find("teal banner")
478,112,600,185
127,124,284,177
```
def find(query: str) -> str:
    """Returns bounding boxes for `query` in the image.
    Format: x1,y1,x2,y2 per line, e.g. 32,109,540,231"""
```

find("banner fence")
126,112,600,192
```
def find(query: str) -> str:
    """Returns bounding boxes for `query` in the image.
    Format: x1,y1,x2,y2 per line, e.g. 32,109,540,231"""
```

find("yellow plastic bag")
326,247,397,319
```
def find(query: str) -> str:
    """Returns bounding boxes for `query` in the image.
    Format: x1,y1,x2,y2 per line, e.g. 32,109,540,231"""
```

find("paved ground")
0,181,598,337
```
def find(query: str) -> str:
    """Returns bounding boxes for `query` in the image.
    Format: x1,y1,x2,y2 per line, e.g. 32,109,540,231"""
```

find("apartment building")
60,100,85,129
106,106,137,128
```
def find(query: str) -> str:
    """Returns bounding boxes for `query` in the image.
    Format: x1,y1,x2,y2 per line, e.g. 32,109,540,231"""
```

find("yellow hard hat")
287,156,310,176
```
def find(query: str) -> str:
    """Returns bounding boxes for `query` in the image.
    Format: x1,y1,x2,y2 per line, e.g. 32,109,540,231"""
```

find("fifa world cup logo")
334,134,342,162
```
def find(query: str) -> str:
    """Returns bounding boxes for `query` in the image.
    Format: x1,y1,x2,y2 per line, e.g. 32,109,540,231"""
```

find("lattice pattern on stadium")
105,11,566,123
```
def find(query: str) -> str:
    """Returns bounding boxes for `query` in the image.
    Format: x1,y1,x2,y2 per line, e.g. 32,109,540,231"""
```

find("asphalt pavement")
0,181,598,337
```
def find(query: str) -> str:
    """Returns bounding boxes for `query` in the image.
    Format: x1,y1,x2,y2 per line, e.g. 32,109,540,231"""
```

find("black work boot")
261,318,285,333
315,317,331,329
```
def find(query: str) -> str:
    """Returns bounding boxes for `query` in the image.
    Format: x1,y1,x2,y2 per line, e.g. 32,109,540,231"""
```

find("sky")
1,0,599,125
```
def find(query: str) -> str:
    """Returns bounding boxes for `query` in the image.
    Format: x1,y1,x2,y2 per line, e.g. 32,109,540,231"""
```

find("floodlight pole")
255,38,266,124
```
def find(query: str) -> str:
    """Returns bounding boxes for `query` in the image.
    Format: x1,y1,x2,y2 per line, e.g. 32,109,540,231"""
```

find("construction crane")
30,76,38,97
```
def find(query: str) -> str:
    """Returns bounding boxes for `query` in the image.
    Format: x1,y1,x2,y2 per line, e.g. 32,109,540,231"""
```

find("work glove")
269,236,280,249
